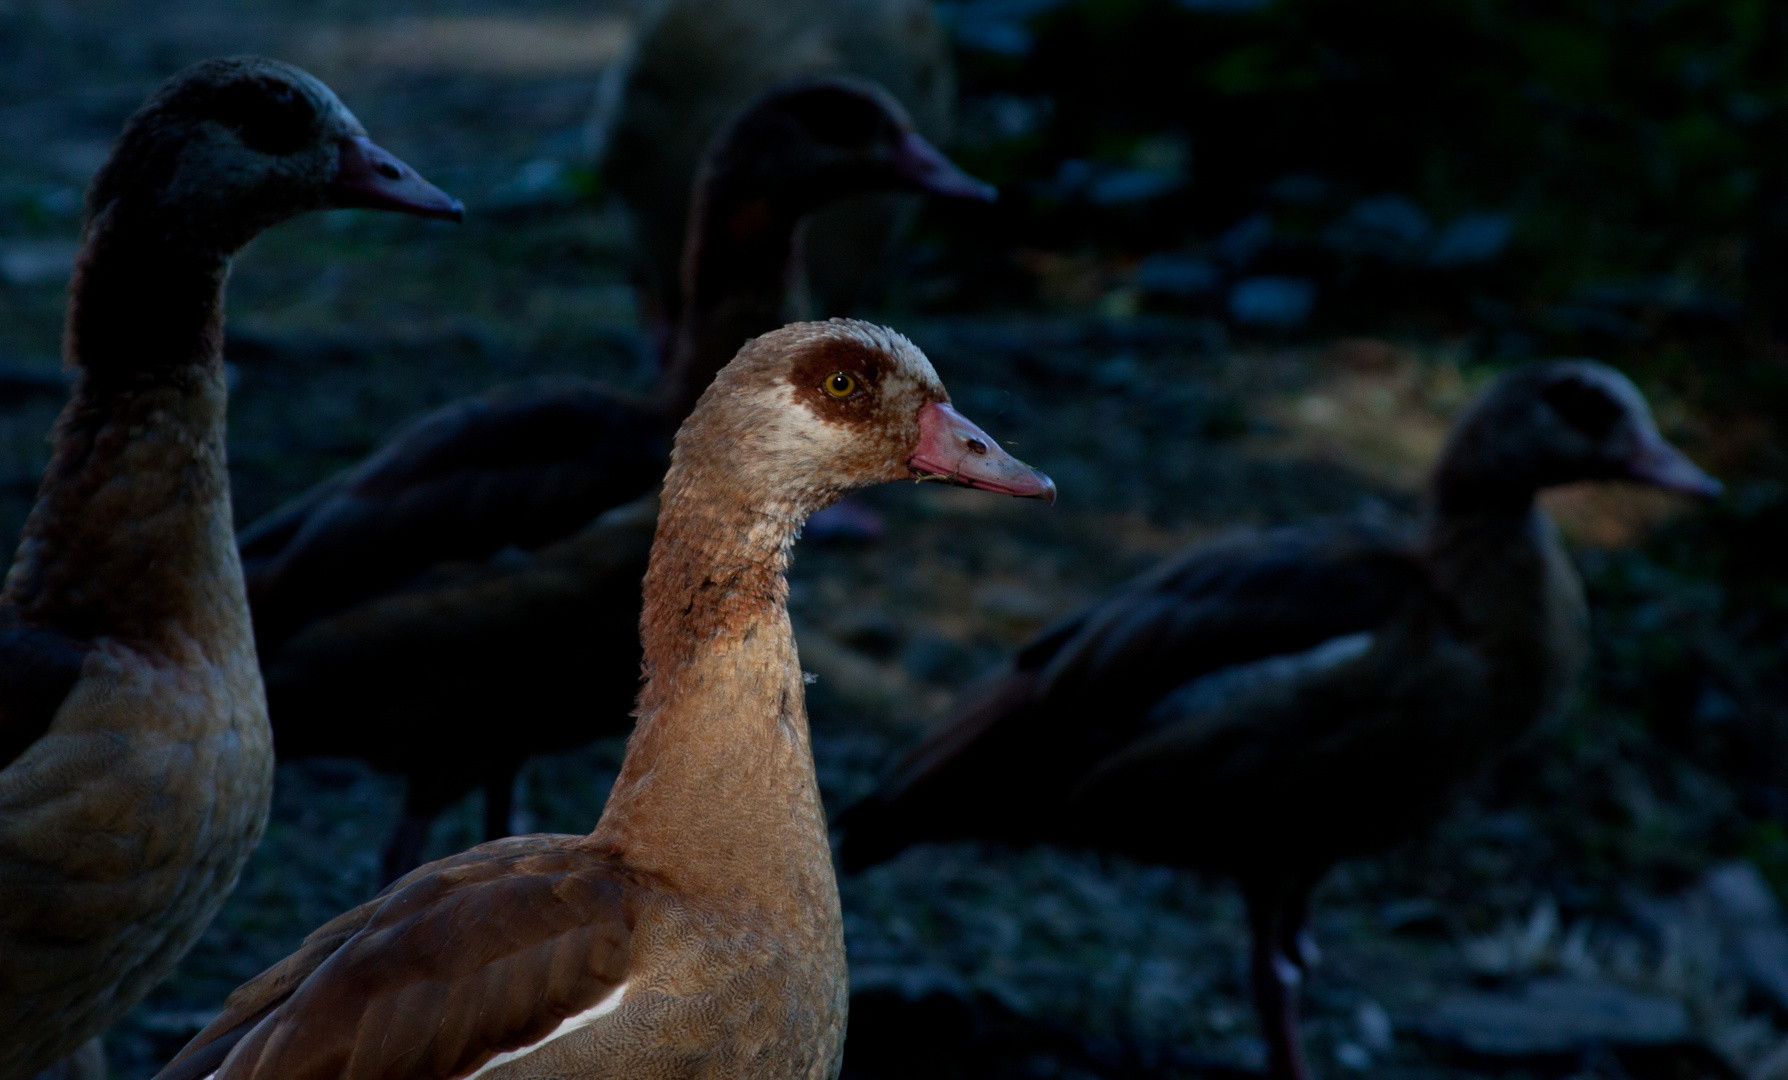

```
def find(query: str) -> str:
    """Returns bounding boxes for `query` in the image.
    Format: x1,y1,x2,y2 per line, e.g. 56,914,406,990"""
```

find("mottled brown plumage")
156,320,1051,1080
241,78,993,884
837,360,1720,1080
0,57,459,1080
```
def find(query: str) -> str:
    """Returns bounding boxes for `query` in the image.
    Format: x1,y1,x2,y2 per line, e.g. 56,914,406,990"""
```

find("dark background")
2,1,1785,1076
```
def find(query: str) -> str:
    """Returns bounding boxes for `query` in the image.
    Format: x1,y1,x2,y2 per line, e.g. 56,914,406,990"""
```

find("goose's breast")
0,639,273,1062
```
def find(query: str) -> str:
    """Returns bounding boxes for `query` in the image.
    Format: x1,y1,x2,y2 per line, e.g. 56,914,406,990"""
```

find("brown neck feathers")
635,451,804,710
591,423,836,904
66,202,231,389
2,199,245,654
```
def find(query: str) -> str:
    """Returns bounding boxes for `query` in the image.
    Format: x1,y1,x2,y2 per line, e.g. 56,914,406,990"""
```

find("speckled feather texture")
155,321,984,1080
0,55,449,1079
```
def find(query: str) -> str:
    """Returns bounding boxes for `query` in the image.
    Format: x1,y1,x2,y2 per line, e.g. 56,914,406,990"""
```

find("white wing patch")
461,980,630,1080
1146,632,1376,727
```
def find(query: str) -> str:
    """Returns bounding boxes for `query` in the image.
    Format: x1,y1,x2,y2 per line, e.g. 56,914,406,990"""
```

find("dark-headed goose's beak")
910,402,1055,502
329,135,464,222
892,131,998,203
1625,433,1722,498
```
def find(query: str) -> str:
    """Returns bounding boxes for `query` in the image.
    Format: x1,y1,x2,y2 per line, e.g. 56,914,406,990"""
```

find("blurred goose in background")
152,321,1053,1080
590,0,958,332
240,77,994,885
837,360,1721,1080
0,57,459,1080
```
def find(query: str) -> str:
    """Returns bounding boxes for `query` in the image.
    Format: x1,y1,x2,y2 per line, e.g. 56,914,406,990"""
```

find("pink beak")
328,135,464,222
908,402,1056,502
893,130,998,203
1625,433,1722,497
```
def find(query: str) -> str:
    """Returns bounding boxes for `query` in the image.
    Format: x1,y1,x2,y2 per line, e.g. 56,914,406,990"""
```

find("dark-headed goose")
591,0,958,327
837,360,1719,1080
240,77,992,884
152,320,1053,1080
0,57,459,1080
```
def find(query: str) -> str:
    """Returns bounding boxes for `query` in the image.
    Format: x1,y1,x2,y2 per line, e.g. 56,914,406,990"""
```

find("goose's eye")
823,372,858,399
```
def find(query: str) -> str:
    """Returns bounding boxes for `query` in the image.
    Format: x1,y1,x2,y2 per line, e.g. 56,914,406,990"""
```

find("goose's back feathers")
243,380,668,651
1074,615,1492,871
1025,519,1429,713
837,518,1436,868
264,497,657,769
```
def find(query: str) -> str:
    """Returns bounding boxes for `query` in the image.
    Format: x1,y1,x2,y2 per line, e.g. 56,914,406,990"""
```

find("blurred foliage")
911,0,1788,896
937,0,1788,338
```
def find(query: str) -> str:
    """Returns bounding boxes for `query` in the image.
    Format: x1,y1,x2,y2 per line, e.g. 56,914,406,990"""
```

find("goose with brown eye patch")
147,320,1051,1080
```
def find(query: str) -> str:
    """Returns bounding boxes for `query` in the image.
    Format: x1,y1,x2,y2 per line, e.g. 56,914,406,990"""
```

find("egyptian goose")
0,57,460,1080
837,360,1720,1080
591,0,958,327
242,76,990,653
240,78,993,884
152,319,1053,1080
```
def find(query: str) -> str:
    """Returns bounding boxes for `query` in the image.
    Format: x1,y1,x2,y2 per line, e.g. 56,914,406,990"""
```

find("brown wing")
836,517,1435,869
241,378,669,653
0,613,93,770
263,497,656,768
1071,617,1490,869
153,897,382,1080
156,836,638,1080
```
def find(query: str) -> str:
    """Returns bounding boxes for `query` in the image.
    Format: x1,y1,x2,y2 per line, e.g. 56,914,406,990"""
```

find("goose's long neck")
2,201,248,660
592,452,833,913
1423,474,1587,724
655,185,799,422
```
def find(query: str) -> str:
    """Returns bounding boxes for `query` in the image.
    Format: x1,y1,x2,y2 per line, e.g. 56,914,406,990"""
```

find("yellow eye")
823,371,858,398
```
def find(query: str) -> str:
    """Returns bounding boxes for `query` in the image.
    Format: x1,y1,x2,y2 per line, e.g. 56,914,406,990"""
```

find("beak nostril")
376,162,403,180
965,438,987,455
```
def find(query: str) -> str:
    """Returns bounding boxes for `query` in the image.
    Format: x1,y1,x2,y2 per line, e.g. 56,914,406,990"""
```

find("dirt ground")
0,2,1774,1078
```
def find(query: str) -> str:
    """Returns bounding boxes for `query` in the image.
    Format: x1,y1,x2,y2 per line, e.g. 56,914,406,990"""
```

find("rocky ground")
0,2,1781,1078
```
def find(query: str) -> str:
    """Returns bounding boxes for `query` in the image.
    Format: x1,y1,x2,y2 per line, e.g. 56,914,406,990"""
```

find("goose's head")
1436,360,1720,505
700,76,995,222
88,56,462,254
677,319,1054,513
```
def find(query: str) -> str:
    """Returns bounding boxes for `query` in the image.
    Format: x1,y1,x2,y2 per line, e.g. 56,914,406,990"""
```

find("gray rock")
1701,861,1788,1016
1420,978,1689,1056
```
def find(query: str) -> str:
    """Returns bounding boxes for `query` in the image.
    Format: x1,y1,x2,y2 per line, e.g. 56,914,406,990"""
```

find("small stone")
1334,1041,1372,1070
1699,861,1788,1015
1420,978,1688,1056
1356,999,1393,1051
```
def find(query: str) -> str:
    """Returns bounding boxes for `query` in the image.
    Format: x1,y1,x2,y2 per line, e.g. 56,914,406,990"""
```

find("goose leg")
1245,882,1314,1080
30,1038,105,1080
1286,876,1321,973
379,811,434,888
379,774,460,887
